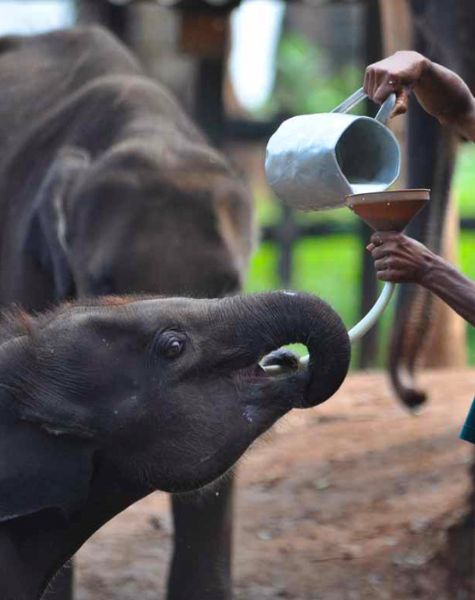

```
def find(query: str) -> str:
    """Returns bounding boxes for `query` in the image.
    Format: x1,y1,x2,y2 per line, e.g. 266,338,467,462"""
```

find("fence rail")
262,217,475,243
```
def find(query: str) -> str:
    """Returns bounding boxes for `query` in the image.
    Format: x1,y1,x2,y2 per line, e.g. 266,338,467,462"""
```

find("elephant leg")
167,473,234,600
43,562,73,600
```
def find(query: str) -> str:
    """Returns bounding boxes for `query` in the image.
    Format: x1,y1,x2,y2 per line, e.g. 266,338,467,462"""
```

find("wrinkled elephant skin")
0,292,350,600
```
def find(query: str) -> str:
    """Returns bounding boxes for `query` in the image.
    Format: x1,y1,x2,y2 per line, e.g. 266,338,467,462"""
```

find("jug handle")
332,87,396,125
375,93,397,124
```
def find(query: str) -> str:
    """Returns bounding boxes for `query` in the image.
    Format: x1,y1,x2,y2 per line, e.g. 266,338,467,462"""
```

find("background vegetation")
243,34,475,367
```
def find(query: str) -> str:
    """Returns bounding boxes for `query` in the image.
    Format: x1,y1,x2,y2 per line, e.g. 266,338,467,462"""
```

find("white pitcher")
265,88,400,211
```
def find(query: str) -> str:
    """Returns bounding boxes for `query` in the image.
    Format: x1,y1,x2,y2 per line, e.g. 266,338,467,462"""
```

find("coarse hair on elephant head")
0,291,350,599
23,143,253,307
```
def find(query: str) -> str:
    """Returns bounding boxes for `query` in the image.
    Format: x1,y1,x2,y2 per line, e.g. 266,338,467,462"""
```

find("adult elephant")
388,0,475,408
0,26,254,600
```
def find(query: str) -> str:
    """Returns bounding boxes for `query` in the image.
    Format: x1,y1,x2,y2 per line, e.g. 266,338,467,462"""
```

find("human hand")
367,231,435,284
364,51,431,117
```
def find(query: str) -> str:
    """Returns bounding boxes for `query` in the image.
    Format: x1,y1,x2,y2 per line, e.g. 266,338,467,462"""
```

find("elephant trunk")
211,291,351,408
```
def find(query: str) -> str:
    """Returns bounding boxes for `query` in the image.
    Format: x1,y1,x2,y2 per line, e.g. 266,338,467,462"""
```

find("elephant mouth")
238,363,268,382
230,348,305,412
238,351,300,382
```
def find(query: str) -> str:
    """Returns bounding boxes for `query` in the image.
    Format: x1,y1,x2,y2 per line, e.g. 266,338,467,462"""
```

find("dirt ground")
76,369,475,599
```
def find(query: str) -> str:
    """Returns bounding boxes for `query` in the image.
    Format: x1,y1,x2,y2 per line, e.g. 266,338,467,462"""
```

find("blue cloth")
460,398,475,444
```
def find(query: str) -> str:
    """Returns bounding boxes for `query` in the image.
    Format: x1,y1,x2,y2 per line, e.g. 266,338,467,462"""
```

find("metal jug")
265,88,400,211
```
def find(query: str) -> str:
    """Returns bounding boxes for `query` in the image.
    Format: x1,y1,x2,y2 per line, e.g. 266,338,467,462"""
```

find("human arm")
364,51,475,141
368,231,475,327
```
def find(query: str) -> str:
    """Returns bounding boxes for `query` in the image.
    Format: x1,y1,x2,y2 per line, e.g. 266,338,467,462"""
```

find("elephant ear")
0,398,94,523
25,148,90,300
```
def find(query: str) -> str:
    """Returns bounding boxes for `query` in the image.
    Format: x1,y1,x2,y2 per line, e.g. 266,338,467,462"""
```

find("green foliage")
454,144,475,216
260,32,362,117
253,187,281,226
460,229,475,363
246,241,280,293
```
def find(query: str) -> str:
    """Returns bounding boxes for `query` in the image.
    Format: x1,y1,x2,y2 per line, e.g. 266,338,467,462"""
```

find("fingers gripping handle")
332,87,397,125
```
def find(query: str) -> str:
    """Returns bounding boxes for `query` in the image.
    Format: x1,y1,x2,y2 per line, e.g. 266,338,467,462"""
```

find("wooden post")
193,57,226,147
177,11,229,146
422,193,467,367
378,0,411,186
76,0,130,41
358,0,383,369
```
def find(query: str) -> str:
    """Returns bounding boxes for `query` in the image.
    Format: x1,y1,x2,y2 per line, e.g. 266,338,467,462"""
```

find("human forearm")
415,60,475,139
364,51,475,140
369,231,475,327
421,254,475,326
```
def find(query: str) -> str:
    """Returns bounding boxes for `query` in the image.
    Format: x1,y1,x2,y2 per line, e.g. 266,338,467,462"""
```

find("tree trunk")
421,193,466,368
379,0,411,183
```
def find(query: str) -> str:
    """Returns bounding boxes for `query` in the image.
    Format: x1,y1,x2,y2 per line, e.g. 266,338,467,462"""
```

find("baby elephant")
0,290,349,600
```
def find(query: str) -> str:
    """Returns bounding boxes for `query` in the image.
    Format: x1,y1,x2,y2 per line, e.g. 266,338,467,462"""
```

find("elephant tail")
388,283,431,410
388,88,456,410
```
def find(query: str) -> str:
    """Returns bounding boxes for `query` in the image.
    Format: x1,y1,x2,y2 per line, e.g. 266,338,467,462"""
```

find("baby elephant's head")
0,292,350,524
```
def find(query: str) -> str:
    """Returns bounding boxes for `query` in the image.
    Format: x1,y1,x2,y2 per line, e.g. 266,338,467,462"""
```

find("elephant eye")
152,331,186,360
